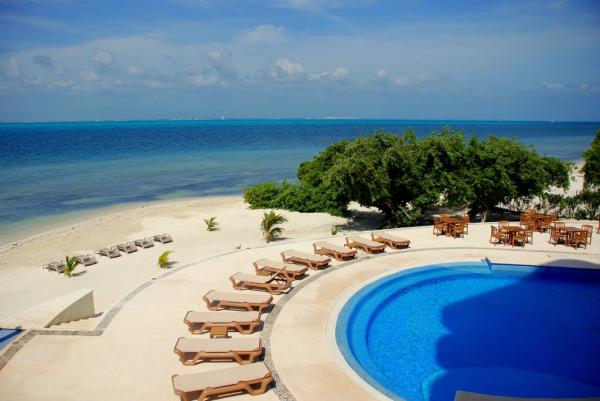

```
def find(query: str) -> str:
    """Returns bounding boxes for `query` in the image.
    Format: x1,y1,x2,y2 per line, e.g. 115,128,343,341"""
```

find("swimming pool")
336,262,600,401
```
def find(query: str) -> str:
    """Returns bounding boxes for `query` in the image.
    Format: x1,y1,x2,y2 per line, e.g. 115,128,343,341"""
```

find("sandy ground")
0,196,348,323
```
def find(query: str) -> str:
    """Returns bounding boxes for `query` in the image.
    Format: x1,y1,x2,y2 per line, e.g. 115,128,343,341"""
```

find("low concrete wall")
0,289,95,329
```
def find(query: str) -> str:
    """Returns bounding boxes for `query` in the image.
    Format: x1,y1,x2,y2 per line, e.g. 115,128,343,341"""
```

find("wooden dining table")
562,227,584,248
526,213,552,232
439,216,462,236
500,226,526,246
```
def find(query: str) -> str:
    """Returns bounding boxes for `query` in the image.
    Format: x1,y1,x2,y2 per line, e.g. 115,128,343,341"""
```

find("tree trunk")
481,208,488,223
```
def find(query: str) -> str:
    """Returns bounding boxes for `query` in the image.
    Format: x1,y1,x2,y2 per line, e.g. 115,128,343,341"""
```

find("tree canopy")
244,128,572,226
582,129,600,189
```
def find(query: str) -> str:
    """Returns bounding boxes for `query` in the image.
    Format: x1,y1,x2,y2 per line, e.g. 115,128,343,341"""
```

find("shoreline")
0,194,243,251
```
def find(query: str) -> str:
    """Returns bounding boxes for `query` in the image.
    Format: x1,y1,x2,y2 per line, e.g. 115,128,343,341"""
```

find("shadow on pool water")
431,259,600,400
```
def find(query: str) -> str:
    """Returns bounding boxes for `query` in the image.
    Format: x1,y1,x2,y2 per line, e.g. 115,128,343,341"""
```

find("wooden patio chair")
549,227,565,246
280,249,331,269
490,226,506,245
511,229,527,247
581,224,593,245
203,290,272,313
172,363,272,401
520,222,535,244
312,241,357,261
230,272,292,295
447,222,466,239
571,230,588,249
173,337,263,365
183,311,261,335
433,217,445,236
345,236,386,254
252,258,308,280
498,220,509,228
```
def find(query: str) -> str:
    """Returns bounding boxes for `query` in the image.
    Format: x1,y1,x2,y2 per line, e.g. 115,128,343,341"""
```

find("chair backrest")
582,224,592,233
498,220,509,227
463,215,470,223
491,226,498,235
553,221,566,228
525,208,536,214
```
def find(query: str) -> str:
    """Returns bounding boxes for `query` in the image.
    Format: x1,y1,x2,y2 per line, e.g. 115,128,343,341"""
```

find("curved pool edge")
325,259,490,401
329,260,600,401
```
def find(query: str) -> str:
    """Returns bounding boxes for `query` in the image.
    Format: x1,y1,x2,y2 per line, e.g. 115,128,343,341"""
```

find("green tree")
63,256,80,278
261,211,287,242
582,129,600,189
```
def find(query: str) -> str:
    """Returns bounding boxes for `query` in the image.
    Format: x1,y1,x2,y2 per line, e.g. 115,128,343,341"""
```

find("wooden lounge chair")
134,238,154,248
252,258,308,280
345,236,386,254
203,290,272,313
280,249,331,269
154,233,173,243
183,311,261,335
371,231,411,249
75,254,98,266
313,241,357,261
172,363,272,401
174,337,263,365
116,242,137,253
230,272,291,295
96,246,121,258
43,260,65,272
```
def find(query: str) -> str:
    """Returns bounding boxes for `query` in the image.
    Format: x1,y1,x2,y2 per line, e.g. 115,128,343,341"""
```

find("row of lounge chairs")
171,231,411,401
43,233,173,273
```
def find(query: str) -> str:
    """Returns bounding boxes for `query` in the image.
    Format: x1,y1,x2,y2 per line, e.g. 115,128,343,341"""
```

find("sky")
0,0,599,122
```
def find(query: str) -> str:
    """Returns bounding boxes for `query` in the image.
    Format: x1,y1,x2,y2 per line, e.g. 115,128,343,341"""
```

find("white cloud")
239,25,287,45
375,69,432,88
541,81,600,93
80,69,100,82
308,66,349,81
189,74,223,87
206,49,237,80
90,49,114,67
127,65,144,76
268,58,305,82
0,56,21,78
143,79,166,88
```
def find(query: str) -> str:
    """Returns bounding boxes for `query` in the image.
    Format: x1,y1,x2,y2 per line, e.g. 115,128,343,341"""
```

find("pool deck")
0,222,598,401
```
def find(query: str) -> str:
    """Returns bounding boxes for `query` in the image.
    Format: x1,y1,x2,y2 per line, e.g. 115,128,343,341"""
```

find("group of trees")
245,127,579,227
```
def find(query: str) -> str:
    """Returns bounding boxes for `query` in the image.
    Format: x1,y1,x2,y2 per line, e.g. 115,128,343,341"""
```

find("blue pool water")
0,119,598,238
336,262,600,401
0,329,22,350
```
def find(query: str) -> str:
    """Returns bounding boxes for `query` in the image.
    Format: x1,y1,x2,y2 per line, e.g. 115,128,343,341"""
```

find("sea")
0,119,598,241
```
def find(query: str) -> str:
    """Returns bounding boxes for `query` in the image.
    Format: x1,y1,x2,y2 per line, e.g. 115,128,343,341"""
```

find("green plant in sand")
63,256,80,278
261,210,287,243
204,216,218,231
158,251,174,269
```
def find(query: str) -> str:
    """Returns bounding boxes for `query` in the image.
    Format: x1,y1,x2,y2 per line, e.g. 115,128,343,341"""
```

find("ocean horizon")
1,119,598,240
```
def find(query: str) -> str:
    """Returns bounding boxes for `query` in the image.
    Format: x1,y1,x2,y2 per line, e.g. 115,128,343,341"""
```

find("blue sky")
0,0,599,121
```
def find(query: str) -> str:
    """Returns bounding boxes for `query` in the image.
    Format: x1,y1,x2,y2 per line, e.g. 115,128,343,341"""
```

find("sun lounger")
75,254,98,266
230,272,292,295
280,249,331,269
134,238,154,248
371,231,411,249
183,311,261,335
95,246,121,258
174,337,263,365
154,233,173,243
172,363,272,401
345,236,386,253
203,290,273,313
252,258,308,280
116,242,137,253
313,241,357,261
43,260,65,272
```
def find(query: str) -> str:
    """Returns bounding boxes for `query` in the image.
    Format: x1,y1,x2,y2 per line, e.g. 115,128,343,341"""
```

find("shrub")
158,251,173,268
204,216,218,231
63,256,80,278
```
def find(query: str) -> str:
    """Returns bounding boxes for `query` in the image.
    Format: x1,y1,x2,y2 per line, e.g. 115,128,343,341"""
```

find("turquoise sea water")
337,262,600,401
0,119,598,238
